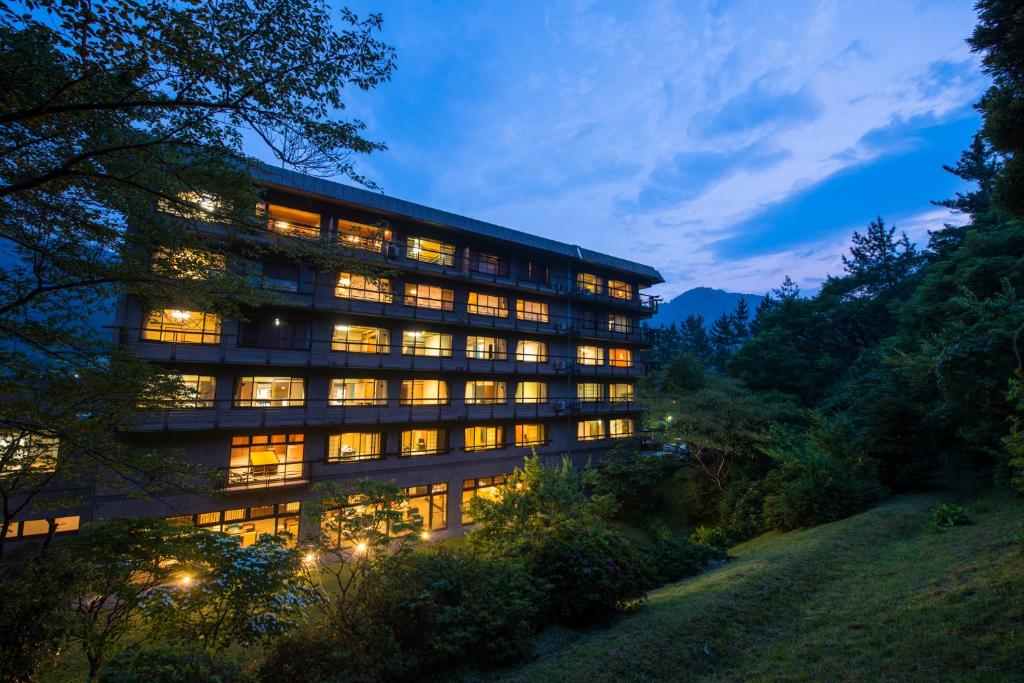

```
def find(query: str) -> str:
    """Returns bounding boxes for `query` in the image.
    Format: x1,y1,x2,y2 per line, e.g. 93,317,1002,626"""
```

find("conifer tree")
841,217,920,298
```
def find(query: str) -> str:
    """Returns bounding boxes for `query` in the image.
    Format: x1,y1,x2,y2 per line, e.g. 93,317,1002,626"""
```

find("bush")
98,647,242,683
717,480,767,539
690,525,729,550
592,450,683,522
644,530,723,586
929,503,972,530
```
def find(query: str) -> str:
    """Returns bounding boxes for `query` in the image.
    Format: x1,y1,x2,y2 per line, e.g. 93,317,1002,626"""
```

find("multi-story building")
98,165,663,543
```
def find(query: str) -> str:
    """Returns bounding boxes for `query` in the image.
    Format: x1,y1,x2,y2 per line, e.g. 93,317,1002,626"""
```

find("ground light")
420,531,431,541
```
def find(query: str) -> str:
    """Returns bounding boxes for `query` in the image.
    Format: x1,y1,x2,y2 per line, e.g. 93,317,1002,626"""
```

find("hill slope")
484,491,1024,682
653,287,762,327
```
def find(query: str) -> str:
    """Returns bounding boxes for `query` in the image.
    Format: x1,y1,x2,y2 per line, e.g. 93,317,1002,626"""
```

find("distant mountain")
652,287,764,328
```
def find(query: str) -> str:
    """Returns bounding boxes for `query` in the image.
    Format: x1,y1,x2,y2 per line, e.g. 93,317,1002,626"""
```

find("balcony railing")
220,461,309,490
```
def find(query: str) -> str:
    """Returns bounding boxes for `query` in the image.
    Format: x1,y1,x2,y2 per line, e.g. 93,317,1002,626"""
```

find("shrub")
929,503,972,530
644,530,723,586
717,480,767,539
690,525,729,550
592,449,683,522
97,647,242,683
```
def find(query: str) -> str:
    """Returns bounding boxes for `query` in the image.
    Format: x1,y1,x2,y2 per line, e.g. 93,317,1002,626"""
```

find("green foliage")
690,525,729,550
592,449,684,522
929,503,973,530
644,528,723,586
97,647,243,683
1000,376,1024,494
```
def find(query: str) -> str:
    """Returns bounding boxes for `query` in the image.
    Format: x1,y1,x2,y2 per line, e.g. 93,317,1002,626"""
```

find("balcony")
220,461,309,491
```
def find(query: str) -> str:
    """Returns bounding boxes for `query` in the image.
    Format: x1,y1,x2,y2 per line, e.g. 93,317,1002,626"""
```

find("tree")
709,312,737,369
732,297,751,339
841,217,921,298
679,314,712,363
772,275,801,301
749,293,774,335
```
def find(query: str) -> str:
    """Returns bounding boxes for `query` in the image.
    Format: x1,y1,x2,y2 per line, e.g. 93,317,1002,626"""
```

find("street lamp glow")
180,575,192,587
355,541,367,554
420,531,431,541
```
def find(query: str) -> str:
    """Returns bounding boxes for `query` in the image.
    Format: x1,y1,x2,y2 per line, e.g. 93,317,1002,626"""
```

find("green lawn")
476,490,1024,682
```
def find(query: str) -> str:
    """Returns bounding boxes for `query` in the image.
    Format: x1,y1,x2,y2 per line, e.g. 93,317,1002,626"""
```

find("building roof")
254,163,664,284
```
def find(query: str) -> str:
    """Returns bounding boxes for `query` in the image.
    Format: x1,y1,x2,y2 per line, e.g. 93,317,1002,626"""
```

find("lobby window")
516,299,549,323
401,429,448,457
577,382,604,403
338,219,390,253
577,273,603,295
336,273,393,303
577,419,605,441
169,502,300,547
0,433,59,475
610,418,635,439
515,381,548,404
462,475,509,524
326,432,383,463
609,348,633,368
407,237,456,267
238,317,310,350
608,314,633,333
329,378,387,406
142,309,221,344
607,279,633,300
401,330,453,357
152,247,224,279
5,515,80,540
333,325,389,353
515,339,548,362
464,425,503,452
609,383,635,402
234,377,305,408
467,292,509,317
514,423,547,447
465,380,506,405
467,250,508,277
403,483,448,531
467,336,508,360
265,203,320,239
577,345,604,366
228,434,304,486
404,283,454,311
401,379,450,405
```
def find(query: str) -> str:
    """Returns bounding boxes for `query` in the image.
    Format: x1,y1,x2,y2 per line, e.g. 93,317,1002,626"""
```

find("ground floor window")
168,502,300,547
403,483,448,532
461,475,510,524
4,515,79,540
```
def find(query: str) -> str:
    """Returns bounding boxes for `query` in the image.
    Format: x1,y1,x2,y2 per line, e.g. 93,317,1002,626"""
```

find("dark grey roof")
254,163,664,284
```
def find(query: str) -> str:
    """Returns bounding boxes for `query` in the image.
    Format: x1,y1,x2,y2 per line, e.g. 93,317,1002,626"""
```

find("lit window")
462,475,509,524
577,273,603,295
338,219,390,253
610,418,635,439
228,434,305,487
406,237,456,266
327,433,382,463
465,425,503,452
608,314,633,333
234,377,305,408
6,515,80,539
468,251,506,276
163,374,216,408
515,340,548,362
401,429,448,456
403,483,448,531
467,292,509,317
336,273,393,303
515,381,547,404
333,325,389,353
577,383,604,402
577,345,604,366
465,380,506,405
152,248,225,279
609,348,633,367
514,424,546,447
467,336,508,360
609,383,635,402
142,309,221,344
157,191,221,218
169,503,299,547
607,280,633,300
265,204,320,239
401,331,453,357
577,419,605,441
516,299,549,322
329,379,387,406
0,433,59,475
400,379,450,406
404,283,454,310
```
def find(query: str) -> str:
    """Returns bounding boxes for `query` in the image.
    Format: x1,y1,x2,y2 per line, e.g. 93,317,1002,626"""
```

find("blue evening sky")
251,1,987,298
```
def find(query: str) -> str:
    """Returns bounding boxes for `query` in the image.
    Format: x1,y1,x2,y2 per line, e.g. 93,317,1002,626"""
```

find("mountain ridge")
652,286,764,327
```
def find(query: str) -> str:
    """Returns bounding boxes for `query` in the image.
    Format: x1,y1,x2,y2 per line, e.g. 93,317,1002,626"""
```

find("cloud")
691,80,823,139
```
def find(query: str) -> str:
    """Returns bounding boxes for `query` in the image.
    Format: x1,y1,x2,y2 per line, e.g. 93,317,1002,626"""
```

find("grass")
474,490,1024,682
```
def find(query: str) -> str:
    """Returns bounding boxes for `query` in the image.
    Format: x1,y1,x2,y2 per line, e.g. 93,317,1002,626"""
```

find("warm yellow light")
355,542,367,554
180,575,192,586
335,325,350,332
420,531,431,541
339,277,351,287
169,310,190,321
302,552,317,566
273,318,280,326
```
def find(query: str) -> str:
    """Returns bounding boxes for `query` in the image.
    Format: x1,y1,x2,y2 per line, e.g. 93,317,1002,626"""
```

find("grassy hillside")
479,491,1024,682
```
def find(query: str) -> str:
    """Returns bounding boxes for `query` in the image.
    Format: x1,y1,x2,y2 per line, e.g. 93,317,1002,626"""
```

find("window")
609,348,633,368
403,483,448,531
610,418,635,439
467,336,508,360
329,379,387,406
467,292,509,317
609,383,635,402
266,204,320,239
407,237,455,266
326,433,382,463
514,423,546,447
577,383,604,403
247,261,307,293
465,380,506,405
467,250,508,277
238,317,310,350
401,331,453,357
523,261,549,285
0,433,59,475
577,273,603,295
608,314,633,333
152,374,215,408
338,219,390,253
142,309,221,344
404,283,454,310
577,345,604,366
462,475,509,524
5,516,79,540
464,425,503,452
516,299,549,322
169,502,300,547
336,273,393,303
577,419,605,441
400,379,450,406
515,340,548,362
157,191,220,218
401,429,448,456
228,434,304,487
333,325,389,353
515,381,547,404
607,279,633,300
152,248,224,279
234,377,305,408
